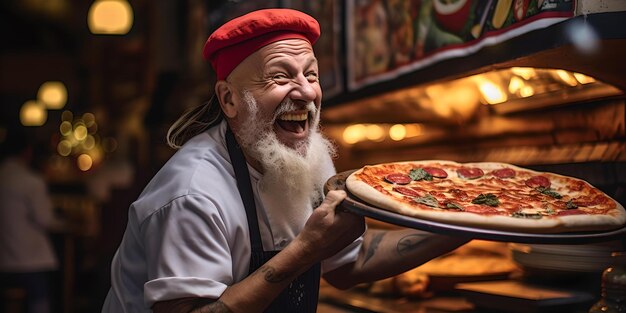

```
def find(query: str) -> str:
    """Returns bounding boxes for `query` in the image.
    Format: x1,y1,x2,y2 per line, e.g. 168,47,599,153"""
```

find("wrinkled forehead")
258,39,317,64
230,38,317,79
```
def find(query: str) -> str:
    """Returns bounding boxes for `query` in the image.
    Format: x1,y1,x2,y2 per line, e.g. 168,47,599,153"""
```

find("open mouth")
276,111,310,134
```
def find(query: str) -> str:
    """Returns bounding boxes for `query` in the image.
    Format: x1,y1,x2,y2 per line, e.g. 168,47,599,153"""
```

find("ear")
215,81,238,118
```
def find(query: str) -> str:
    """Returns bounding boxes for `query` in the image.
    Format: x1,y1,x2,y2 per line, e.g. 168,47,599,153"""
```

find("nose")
289,74,318,103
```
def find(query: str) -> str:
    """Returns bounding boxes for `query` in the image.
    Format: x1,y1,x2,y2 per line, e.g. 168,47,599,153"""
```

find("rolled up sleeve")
141,194,234,307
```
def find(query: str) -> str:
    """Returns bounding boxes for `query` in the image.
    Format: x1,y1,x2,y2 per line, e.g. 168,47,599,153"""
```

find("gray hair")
166,96,223,149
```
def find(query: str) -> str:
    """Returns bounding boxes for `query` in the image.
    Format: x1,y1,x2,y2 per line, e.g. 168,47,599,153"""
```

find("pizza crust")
346,160,626,234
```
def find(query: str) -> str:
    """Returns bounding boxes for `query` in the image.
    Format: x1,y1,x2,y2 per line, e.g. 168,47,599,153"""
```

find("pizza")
345,160,626,233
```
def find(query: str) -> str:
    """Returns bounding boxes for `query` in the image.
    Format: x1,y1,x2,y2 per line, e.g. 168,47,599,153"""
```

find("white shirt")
0,157,58,272
102,121,362,312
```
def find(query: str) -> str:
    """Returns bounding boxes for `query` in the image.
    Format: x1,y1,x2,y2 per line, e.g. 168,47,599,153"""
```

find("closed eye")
272,73,290,84
306,72,319,83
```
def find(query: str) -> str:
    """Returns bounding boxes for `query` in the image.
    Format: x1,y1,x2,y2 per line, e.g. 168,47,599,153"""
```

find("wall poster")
347,0,575,91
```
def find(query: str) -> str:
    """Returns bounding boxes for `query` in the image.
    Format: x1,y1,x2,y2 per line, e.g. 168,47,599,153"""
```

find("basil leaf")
512,211,543,219
566,199,578,209
445,202,464,211
471,193,500,207
414,194,440,208
536,187,562,199
409,168,433,181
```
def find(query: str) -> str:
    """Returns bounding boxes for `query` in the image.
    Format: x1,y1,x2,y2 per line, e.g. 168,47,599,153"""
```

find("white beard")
235,91,337,238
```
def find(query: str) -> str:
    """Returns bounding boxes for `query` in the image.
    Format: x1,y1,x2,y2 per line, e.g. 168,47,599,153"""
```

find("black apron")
225,127,321,313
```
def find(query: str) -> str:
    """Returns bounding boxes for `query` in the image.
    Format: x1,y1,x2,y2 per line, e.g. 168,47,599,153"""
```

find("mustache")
272,99,317,123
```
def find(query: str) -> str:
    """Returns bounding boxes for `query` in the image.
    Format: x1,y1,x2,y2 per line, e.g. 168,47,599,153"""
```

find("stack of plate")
509,242,625,273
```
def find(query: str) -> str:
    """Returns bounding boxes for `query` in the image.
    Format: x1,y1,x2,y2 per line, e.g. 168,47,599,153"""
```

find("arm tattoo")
257,265,295,283
199,300,233,313
363,232,385,266
396,233,429,256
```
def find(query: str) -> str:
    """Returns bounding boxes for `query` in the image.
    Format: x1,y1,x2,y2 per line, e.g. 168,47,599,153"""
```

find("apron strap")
225,126,264,252
224,125,321,312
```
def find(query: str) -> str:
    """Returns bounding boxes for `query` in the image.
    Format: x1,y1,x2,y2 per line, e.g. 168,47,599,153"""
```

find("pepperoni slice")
557,209,586,216
392,186,421,197
492,168,516,178
573,195,611,207
464,205,499,215
429,190,446,198
410,187,428,197
525,175,550,189
457,167,484,179
384,173,412,185
423,167,448,178
568,180,585,192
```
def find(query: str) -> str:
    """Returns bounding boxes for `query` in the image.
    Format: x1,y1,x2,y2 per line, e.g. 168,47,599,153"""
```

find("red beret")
202,8,321,80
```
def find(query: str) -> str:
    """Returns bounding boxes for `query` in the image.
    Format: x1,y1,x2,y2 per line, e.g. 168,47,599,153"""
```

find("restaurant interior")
1,0,625,312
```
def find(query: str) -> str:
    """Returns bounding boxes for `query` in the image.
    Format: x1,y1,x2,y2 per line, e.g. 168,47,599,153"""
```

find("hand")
294,190,365,262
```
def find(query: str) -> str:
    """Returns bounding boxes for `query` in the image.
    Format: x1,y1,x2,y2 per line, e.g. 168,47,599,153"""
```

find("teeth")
279,113,308,121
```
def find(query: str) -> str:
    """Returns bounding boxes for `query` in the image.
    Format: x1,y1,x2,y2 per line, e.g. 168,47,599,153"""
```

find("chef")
101,8,468,313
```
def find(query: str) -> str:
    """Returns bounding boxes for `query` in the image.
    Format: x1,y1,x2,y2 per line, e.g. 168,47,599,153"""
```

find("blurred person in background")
0,128,62,313
102,9,468,313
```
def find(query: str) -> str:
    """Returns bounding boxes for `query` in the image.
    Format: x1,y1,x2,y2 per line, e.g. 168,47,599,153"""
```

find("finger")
320,190,347,209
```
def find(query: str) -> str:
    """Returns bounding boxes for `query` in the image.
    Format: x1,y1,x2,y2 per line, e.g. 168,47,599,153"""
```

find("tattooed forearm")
196,300,233,313
363,232,385,266
257,265,295,283
396,233,429,256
